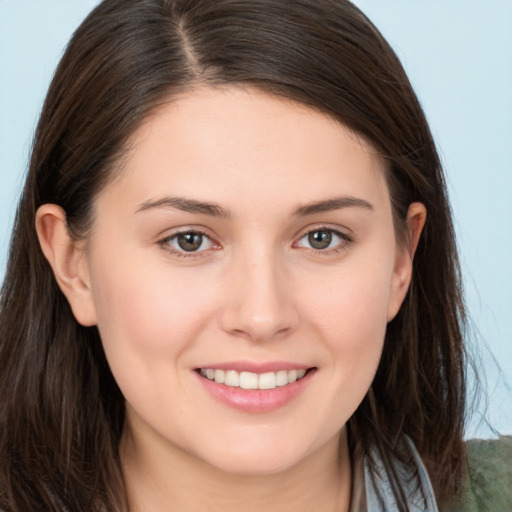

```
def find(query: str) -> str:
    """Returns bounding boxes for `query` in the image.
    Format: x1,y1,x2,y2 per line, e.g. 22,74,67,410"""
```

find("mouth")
196,367,314,390
194,365,317,413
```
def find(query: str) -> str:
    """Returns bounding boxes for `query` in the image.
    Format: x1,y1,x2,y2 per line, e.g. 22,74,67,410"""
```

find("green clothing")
444,436,512,512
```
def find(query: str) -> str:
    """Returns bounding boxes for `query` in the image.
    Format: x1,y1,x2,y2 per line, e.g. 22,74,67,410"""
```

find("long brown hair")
0,0,467,510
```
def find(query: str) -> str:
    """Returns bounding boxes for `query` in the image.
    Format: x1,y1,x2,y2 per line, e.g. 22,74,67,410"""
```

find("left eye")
297,229,345,251
166,231,214,253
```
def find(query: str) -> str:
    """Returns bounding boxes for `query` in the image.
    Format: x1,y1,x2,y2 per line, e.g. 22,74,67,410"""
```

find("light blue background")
1,0,511,438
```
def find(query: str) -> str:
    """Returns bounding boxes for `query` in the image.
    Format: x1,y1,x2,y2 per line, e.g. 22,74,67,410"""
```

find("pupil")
177,232,202,251
309,230,332,250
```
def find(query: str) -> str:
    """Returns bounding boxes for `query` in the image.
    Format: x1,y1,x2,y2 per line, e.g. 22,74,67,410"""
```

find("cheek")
308,260,392,342
87,252,219,385
303,259,392,392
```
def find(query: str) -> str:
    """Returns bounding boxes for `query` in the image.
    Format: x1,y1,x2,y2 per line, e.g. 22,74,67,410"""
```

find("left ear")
387,202,427,322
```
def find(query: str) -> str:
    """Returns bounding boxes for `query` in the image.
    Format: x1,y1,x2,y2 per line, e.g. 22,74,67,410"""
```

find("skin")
36,86,426,512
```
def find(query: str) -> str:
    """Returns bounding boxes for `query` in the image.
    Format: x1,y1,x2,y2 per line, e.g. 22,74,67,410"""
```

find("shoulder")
443,436,512,512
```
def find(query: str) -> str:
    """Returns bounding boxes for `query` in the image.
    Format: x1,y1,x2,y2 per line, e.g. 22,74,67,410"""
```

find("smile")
195,366,316,413
199,368,308,390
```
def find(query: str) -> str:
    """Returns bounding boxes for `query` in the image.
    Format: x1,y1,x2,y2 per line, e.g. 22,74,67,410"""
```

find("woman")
0,0,507,511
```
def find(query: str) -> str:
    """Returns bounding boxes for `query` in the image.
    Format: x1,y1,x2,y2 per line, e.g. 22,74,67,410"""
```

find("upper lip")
195,361,314,373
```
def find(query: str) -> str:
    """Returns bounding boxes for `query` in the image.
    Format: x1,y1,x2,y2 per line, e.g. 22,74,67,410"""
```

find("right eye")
160,230,215,255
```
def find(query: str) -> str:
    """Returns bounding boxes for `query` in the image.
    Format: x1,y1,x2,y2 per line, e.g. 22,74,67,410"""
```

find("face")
76,87,414,475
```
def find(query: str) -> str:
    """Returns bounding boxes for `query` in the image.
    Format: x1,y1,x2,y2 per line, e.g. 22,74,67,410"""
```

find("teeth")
240,371,258,389
258,372,276,390
225,370,239,387
200,368,309,389
276,370,288,387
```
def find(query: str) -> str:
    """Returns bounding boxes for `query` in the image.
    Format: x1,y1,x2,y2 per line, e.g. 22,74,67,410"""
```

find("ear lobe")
35,204,97,326
387,202,427,322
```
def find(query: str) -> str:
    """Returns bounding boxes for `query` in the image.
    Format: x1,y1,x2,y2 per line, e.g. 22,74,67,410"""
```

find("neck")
121,424,352,512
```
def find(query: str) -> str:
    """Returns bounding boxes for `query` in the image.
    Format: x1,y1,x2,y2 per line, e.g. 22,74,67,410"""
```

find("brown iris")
308,230,332,250
177,232,203,251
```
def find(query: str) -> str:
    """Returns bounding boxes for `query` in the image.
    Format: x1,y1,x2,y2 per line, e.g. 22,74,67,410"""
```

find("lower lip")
195,369,316,413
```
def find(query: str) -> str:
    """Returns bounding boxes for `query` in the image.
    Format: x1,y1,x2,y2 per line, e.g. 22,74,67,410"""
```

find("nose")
219,251,299,343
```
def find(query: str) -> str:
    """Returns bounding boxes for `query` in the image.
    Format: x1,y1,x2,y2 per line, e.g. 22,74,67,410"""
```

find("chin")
207,454,303,477
195,437,311,477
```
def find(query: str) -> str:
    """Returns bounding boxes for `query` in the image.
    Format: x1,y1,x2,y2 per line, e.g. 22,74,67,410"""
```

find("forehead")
99,86,390,216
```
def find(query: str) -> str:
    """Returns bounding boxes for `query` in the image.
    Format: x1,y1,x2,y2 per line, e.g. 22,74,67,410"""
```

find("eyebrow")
135,197,231,217
292,196,374,216
135,195,373,218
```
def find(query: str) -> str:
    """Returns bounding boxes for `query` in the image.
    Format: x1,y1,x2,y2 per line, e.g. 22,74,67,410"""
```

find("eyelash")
158,227,353,258
294,227,353,255
158,229,216,259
